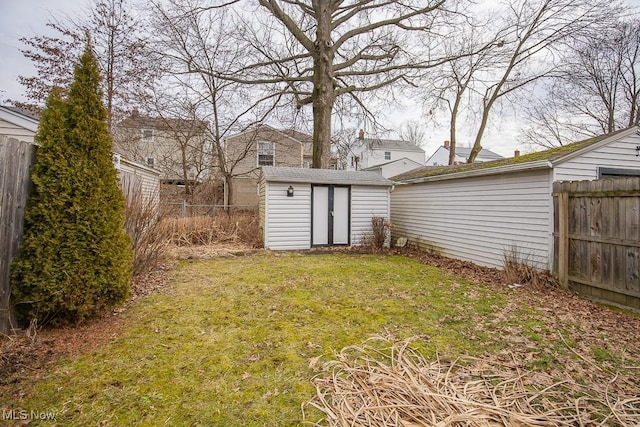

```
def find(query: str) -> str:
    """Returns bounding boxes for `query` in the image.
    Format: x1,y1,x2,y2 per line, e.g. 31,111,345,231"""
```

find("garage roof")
261,166,393,186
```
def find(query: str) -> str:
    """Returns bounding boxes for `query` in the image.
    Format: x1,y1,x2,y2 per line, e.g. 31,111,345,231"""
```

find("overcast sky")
1,0,639,158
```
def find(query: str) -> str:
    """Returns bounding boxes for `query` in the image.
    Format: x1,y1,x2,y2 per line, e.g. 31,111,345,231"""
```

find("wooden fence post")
558,191,569,290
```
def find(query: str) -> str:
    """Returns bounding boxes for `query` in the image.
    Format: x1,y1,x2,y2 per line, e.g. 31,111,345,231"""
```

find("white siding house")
426,141,504,166
362,157,424,179
391,127,640,270
260,166,393,250
345,130,425,172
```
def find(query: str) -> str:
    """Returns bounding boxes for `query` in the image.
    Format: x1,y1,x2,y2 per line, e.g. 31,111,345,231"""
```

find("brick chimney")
132,108,140,118
444,140,450,148
514,150,520,157
358,129,365,139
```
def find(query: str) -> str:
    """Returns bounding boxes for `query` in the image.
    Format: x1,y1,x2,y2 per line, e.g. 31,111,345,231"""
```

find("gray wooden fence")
553,178,640,311
0,136,36,333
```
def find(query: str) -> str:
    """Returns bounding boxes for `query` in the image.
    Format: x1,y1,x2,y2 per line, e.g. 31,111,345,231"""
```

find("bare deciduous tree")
150,0,285,206
521,18,640,148
422,0,618,163
205,0,457,168
16,0,153,130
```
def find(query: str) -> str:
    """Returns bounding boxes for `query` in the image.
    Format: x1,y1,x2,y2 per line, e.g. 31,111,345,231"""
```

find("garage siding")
117,158,160,207
554,132,640,181
391,169,551,269
264,182,311,250
351,185,390,245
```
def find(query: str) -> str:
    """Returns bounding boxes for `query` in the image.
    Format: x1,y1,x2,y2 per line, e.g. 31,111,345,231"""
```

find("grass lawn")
3,252,639,426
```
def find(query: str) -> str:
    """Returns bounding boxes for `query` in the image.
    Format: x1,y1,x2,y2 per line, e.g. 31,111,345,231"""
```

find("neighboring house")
0,105,160,206
345,130,425,172
362,157,424,179
280,128,339,170
390,127,640,271
113,109,211,186
0,105,39,143
224,124,338,207
259,166,393,250
426,140,504,166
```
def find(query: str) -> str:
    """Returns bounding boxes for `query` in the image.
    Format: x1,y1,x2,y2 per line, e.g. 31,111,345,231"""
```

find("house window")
147,157,155,168
258,141,275,166
303,160,312,168
142,129,154,140
384,151,391,160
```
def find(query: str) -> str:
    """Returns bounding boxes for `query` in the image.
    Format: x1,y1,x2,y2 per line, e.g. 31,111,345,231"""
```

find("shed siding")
351,185,390,245
554,132,640,181
265,182,311,250
0,119,36,143
391,169,551,269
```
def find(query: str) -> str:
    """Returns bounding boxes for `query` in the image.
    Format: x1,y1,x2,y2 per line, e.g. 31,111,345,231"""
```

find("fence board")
0,136,36,333
554,178,640,311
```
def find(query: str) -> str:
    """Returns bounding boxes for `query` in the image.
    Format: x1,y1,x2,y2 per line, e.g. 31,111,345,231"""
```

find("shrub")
123,185,171,276
502,245,557,286
10,44,132,326
362,216,391,250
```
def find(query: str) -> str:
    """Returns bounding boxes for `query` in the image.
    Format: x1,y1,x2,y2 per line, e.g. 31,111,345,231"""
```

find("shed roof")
261,166,393,186
393,127,638,183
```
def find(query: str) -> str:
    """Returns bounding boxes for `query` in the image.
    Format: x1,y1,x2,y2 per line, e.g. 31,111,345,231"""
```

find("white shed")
391,127,640,270
260,166,393,250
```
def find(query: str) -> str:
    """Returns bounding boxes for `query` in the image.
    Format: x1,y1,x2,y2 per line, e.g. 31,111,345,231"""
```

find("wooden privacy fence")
553,178,640,311
0,136,36,333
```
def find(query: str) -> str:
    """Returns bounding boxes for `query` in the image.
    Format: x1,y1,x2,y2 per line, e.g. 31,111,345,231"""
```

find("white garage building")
391,127,640,270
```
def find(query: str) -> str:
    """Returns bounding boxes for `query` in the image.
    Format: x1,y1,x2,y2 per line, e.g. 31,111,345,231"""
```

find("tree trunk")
311,0,334,169
468,110,490,163
448,90,463,165
224,173,233,211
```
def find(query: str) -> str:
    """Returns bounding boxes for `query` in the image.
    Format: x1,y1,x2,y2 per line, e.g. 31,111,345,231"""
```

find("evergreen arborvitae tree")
11,43,133,325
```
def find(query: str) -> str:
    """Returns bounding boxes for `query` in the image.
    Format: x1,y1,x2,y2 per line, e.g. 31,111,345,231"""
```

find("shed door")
312,185,350,246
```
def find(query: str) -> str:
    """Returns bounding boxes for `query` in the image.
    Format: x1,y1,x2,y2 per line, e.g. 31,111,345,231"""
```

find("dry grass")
162,212,262,247
124,187,171,276
502,246,559,288
305,336,640,426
